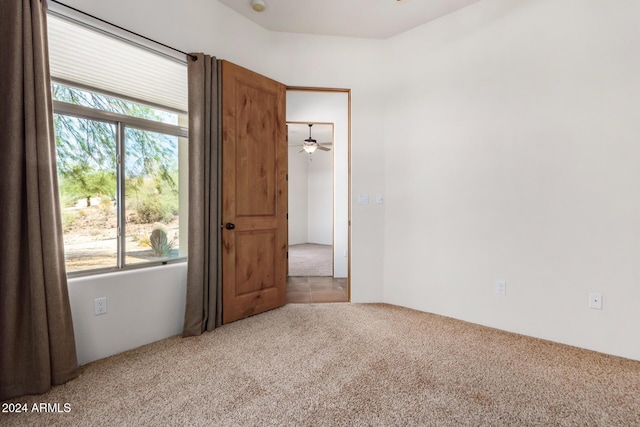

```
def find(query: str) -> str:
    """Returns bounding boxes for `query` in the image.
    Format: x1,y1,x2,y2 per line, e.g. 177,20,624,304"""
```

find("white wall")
307,149,333,245
383,0,640,361
68,263,187,365
287,92,351,278
287,146,309,245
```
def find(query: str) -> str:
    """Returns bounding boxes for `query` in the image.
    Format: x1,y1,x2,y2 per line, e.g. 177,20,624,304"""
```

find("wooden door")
221,60,287,324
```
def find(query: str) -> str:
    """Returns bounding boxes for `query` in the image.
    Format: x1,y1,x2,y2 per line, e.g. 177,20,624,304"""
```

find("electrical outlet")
94,297,107,315
496,280,506,295
589,293,603,310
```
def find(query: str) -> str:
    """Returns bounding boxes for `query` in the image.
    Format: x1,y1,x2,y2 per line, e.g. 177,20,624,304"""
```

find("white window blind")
47,14,188,113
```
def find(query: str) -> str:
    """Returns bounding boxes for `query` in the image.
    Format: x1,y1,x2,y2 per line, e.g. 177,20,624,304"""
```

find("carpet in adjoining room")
288,243,332,276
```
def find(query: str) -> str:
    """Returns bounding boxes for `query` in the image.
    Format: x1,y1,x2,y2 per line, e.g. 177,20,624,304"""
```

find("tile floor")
286,276,349,304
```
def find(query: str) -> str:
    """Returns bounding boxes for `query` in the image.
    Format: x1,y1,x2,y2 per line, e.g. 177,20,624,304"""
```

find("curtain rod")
49,0,197,61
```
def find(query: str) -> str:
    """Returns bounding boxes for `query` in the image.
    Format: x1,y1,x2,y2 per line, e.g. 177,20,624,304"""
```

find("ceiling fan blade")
316,146,331,151
318,142,332,146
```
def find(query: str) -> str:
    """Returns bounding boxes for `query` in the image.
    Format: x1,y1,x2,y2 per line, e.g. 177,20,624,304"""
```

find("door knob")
225,222,236,230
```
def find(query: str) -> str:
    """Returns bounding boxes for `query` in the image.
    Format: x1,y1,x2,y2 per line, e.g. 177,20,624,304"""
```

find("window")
48,13,188,275
53,83,188,274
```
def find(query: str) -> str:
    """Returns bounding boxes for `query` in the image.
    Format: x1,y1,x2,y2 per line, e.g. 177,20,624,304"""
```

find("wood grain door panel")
221,60,287,324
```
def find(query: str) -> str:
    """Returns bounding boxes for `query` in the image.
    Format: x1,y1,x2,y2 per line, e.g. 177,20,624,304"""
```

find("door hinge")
286,213,288,220
286,173,288,181
286,251,289,259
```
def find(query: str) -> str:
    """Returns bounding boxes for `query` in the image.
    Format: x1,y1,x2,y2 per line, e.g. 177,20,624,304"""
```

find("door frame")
285,87,351,301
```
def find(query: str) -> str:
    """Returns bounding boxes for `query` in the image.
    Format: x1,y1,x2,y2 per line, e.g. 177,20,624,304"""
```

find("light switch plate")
357,194,369,205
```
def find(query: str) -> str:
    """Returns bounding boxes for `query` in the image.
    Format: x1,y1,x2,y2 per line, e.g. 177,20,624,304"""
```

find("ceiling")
216,0,483,39
288,123,333,147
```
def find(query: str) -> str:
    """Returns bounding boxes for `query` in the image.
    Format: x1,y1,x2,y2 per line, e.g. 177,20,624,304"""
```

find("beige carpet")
288,243,332,276
2,304,639,426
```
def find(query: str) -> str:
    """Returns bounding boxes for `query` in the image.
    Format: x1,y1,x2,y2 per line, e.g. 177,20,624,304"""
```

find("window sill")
66,257,187,279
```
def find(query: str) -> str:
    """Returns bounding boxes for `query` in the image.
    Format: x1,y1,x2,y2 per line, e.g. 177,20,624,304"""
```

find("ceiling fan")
297,124,332,154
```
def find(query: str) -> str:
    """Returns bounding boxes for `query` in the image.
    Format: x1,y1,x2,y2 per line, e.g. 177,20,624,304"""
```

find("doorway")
287,122,333,277
285,89,350,304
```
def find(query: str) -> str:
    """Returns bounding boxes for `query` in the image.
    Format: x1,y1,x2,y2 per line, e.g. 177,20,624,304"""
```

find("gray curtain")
183,54,221,336
0,0,78,400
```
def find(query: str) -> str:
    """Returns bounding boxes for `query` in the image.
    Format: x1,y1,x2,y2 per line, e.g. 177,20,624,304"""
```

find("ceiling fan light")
303,145,317,154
